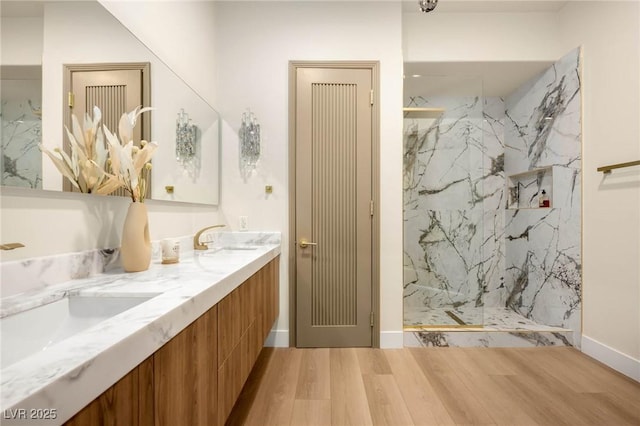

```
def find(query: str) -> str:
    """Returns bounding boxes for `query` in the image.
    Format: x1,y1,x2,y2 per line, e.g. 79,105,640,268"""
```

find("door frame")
62,62,151,194
288,60,380,348
63,62,151,142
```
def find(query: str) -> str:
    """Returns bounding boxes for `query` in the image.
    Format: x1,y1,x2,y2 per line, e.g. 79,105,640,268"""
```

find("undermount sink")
0,294,157,369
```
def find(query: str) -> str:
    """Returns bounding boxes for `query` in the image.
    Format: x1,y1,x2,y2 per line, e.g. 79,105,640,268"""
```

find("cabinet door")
154,306,217,426
218,287,242,366
64,356,154,426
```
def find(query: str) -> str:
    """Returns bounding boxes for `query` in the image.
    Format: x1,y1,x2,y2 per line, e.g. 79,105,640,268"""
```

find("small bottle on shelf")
539,190,550,208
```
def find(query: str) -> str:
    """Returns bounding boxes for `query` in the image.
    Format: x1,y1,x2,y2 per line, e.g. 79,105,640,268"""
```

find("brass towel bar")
597,160,640,174
0,243,25,251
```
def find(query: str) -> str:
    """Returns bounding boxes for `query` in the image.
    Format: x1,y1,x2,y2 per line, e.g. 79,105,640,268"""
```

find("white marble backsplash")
0,231,281,300
0,249,120,299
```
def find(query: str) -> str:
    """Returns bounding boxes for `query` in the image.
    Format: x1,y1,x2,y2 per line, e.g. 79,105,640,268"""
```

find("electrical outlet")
239,216,248,231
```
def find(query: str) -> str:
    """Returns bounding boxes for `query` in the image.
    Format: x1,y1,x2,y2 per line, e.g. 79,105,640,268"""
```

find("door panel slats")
311,83,358,327
86,84,127,197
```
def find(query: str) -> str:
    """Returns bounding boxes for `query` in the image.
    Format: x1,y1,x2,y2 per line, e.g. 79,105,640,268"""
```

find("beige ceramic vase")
120,202,151,272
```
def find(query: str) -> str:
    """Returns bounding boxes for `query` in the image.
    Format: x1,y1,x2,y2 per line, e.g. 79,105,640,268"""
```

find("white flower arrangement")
40,106,157,202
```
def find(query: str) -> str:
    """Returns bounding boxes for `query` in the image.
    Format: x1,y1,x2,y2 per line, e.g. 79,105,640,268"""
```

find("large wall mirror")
1,0,220,205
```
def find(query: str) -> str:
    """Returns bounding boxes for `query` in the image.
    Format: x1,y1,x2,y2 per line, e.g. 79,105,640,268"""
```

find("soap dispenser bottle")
539,190,550,208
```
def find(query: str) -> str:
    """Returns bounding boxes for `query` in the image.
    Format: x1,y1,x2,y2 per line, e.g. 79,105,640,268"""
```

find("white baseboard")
265,330,289,347
380,331,404,348
265,330,404,348
582,335,640,382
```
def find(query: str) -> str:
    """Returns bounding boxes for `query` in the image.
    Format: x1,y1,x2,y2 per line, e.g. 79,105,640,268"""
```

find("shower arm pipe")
597,160,640,174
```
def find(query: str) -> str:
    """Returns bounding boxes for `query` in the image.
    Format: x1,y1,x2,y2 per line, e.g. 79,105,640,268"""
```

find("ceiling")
403,61,554,97
401,1,569,14
2,0,561,98
402,1,568,97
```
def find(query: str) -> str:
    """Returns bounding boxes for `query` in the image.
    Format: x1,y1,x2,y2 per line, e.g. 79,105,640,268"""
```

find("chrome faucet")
193,225,225,250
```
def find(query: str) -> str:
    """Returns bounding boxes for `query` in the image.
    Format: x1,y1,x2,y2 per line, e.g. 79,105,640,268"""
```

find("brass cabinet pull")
298,239,318,249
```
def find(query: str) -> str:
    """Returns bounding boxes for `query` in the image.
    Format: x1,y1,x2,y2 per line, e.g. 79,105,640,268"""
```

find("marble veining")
403,47,581,346
0,232,280,425
404,329,572,348
504,48,582,345
403,95,506,317
1,249,120,299
1,82,43,189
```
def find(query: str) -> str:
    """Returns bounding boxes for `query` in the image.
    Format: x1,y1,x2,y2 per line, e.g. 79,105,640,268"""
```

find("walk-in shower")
403,74,488,329
403,48,583,347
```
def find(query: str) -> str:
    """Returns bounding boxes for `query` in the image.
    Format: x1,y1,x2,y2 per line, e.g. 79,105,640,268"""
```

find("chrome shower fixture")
419,0,438,13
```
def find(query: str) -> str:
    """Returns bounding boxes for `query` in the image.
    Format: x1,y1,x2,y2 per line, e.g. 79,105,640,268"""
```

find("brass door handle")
298,238,318,249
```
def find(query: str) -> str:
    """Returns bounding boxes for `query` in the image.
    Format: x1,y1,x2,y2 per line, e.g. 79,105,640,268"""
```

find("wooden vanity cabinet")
64,257,279,426
217,257,279,424
154,305,218,426
64,356,154,426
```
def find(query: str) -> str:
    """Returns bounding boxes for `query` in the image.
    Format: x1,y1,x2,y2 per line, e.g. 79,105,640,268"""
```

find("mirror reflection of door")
63,62,150,197
294,65,374,348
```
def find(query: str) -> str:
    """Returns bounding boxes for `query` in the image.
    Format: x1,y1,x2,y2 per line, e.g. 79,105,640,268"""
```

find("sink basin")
0,295,157,369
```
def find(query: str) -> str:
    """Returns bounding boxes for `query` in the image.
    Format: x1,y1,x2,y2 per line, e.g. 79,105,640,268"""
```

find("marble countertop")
0,236,281,425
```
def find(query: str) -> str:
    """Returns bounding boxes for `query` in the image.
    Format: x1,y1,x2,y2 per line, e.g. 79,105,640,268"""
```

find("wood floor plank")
295,348,331,400
409,348,497,425
241,348,302,426
228,347,640,426
362,374,415,426
549,347,640,401
528,348,606,392
290,400,332,426
493,349,603,426
505,348,640,426
443,348,539,426
226,347,275,426
383,349,455,426
459,347,520,376
356,348,392,375
330,348,374,426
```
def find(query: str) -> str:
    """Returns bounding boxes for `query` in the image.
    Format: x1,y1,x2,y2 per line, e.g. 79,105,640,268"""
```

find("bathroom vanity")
0,234,280,426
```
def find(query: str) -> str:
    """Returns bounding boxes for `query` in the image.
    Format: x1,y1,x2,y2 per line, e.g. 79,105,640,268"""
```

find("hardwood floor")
226,347,640,426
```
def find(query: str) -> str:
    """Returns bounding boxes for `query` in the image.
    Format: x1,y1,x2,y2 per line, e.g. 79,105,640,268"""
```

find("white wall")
213,1,404,346
403,11,563,62
100,1,217,104
0,17,43,66
558,1,640,376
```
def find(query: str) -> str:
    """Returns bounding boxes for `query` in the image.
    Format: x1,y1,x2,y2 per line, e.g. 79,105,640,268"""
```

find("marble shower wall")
403,47,582,340
403,95,506,314
1,79,42,189
504,47,582,341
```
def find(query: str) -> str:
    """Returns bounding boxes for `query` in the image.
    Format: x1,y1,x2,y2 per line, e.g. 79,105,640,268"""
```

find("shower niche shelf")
403,107,445,119
506,166,555,210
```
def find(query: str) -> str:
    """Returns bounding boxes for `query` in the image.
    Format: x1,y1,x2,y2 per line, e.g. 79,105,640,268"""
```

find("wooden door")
64,63,150,196
294,66,374,348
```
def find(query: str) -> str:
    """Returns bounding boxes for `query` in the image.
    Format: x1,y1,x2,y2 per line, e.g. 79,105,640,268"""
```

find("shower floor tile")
404,307,571,332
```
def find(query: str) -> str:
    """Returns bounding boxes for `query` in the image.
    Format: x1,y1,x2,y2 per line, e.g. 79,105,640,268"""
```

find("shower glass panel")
403,74,485,328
